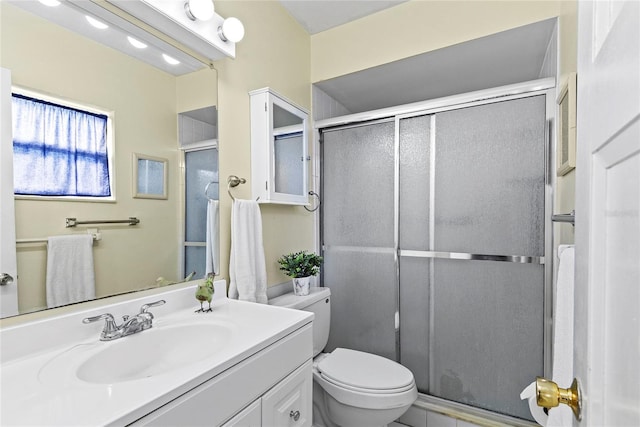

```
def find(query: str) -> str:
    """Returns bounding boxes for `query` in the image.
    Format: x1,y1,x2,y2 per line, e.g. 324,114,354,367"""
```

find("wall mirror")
133,153,168,199
557,72,576,176
0,1,218,319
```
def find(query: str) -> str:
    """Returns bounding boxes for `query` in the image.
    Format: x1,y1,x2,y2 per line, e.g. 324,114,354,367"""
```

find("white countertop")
0,282,313,426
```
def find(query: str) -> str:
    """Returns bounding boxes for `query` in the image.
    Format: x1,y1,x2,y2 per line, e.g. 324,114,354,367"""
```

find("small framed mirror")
133,153,168,199
557,72,577,176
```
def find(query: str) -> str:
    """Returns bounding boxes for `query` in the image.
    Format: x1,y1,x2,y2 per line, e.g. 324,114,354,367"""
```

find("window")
11,91,113,198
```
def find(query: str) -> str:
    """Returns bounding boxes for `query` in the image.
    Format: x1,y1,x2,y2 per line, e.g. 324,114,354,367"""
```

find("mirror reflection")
1,1,218,318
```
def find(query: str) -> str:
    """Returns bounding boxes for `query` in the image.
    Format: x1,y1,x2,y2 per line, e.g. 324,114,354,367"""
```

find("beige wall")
213,1,313,286
556,0,578,245
1,4,184,313
311,0,562,83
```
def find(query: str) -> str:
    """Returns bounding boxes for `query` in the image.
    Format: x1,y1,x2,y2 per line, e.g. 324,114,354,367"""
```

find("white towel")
205,199,220,275
228,199,267,303
46,235,95,308
547,245,575,427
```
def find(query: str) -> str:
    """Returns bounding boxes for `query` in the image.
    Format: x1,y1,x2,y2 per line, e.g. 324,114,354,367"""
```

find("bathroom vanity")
0,281,313,426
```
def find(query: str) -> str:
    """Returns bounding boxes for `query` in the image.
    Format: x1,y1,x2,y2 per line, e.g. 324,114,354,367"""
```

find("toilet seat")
317,348,415,392
314,348,418,410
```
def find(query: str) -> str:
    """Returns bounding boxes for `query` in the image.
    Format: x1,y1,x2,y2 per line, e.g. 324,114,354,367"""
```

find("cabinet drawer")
261,360,312,427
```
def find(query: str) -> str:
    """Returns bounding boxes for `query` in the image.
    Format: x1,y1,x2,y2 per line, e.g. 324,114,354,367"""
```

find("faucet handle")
82,313,119,334
139,299,166,314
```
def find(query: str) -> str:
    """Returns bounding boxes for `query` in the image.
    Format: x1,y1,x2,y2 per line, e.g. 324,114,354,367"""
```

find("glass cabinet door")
250,88,309,205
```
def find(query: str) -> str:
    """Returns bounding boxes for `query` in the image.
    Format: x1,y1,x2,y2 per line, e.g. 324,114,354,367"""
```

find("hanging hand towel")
547,244,575,427
46,234,95,308
205,199,220,275
228,199,267,303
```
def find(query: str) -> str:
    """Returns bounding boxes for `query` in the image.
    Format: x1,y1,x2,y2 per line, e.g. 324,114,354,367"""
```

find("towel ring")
304,191,321,212
204,181,218,201
227,175,246,201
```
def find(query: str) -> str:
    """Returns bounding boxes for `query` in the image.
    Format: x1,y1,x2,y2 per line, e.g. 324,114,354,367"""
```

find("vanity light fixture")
218,17,244,43
38,0,61,7
162,54,180,65
85,15,109,30
127,36,148,49
184,0,214,22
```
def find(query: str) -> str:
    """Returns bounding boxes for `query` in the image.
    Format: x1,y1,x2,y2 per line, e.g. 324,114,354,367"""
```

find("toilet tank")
269,287,331,357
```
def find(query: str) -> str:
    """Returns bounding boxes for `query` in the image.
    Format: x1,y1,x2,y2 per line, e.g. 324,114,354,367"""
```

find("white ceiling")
278,0,408,34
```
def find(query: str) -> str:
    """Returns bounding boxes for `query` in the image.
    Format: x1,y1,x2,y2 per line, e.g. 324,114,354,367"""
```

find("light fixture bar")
107,0,236,59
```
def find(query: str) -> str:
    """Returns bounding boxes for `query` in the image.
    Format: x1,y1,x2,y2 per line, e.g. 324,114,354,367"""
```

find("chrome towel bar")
66,217,140,228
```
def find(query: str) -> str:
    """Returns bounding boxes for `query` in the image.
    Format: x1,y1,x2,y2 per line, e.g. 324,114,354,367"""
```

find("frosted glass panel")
323,122,395,247
430,259,544,421
399,256,430,391
185,148,218,242
399,115,431,250
323,248,396,361
434,96,546,256
274,133,304,196
184,246,205,279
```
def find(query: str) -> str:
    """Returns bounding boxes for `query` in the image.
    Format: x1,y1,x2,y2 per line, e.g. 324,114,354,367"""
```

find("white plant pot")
292,276,311,296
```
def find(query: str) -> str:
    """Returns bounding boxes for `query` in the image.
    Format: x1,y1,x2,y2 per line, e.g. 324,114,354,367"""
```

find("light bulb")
86,16,109,30
162,54,180,65
218,17,244,43
184,0,214,21
127,36,147,49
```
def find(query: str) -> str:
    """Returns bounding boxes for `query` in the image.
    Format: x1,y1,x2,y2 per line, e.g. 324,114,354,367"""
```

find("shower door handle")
0,273,14,286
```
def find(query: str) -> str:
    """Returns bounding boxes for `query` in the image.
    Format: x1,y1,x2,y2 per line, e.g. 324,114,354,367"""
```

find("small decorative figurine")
195,273,215,313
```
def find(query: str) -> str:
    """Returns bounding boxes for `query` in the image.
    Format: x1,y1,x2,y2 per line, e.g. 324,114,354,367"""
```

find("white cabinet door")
261,360,312,427
222,399,261,427
0,67,19,318
575,0,640,425
250,87,309,206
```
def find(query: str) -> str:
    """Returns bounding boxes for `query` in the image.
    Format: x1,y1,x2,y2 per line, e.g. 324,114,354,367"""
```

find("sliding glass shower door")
322,120,397,361
321,93,548,421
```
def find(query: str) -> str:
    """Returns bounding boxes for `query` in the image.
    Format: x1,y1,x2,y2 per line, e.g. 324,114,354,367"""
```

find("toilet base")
313,380,408,427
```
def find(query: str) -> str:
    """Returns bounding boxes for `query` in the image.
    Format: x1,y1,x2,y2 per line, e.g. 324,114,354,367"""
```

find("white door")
0,68,19,318
574,0,640,425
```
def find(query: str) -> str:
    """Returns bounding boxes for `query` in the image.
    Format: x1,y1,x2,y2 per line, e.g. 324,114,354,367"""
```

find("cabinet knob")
289,410,300,421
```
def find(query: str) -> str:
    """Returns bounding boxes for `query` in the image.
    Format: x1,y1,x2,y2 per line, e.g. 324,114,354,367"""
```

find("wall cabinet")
250,88,309,205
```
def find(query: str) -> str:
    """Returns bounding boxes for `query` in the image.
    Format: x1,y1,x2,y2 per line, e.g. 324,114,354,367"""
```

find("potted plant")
277,250,323,296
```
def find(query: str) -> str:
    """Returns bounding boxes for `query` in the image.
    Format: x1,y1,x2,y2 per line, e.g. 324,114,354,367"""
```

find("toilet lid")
317,348,415,392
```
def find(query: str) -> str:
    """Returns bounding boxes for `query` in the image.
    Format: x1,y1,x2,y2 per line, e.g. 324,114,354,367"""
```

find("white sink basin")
39,322,233,385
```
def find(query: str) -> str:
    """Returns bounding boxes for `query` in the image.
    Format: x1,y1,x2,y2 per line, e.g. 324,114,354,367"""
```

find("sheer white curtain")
12,94,110,197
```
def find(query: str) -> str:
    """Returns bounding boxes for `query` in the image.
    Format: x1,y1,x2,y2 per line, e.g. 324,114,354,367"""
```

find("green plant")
277,251,323,278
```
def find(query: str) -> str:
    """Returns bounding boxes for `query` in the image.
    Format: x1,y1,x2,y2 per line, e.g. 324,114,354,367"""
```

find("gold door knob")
536,377,582,421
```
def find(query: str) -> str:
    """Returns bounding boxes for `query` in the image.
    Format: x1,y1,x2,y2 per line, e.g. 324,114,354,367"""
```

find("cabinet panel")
261,360,312,427
222,399,261,427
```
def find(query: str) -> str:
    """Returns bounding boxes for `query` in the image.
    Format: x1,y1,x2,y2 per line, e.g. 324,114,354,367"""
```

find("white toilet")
270,287,417,427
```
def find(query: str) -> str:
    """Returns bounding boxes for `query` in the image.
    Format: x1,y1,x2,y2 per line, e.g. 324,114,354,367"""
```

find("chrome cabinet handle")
289,410,300,421
0,273,14,286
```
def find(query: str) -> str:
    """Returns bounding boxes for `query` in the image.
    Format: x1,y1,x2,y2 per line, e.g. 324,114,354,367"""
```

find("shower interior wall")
319,82,553,422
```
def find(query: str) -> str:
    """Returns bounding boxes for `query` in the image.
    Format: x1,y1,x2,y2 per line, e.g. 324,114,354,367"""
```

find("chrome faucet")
83,300,166,341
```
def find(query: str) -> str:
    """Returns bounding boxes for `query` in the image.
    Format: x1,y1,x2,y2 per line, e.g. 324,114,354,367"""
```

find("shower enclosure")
319,81,553,422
